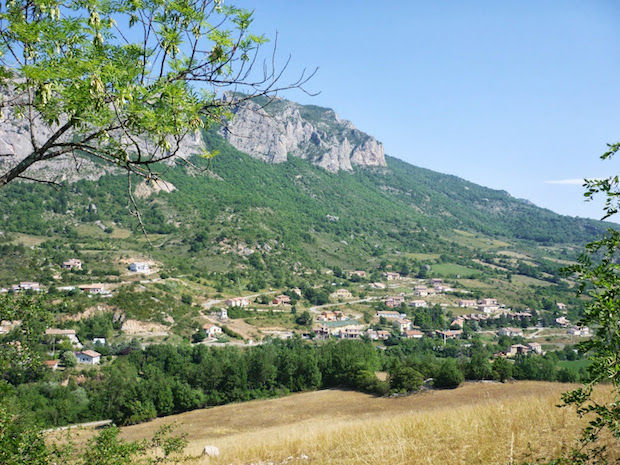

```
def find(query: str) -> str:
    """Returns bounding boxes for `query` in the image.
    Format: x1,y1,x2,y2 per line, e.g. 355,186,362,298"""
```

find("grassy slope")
59,382,616,465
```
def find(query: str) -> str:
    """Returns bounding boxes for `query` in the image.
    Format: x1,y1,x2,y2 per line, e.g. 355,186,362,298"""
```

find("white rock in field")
202,445,220,457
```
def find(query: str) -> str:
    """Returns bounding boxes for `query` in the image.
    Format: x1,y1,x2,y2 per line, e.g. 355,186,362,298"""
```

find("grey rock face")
0,86,204,184
221,96,386,172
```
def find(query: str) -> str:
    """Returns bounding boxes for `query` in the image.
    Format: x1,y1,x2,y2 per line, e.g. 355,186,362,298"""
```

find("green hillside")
0,128,611,284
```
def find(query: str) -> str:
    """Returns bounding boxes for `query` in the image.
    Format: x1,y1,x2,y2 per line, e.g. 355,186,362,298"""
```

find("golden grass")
98,381,616,465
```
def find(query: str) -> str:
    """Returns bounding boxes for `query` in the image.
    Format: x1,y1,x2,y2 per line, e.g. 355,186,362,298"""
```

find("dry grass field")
57,381,617,465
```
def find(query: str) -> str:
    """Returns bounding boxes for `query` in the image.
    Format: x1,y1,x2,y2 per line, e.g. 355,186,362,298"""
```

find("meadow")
60,381,616,465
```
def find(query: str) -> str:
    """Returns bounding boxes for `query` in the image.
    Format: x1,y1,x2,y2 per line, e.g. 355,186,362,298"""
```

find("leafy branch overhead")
545,145,620,465
584,143,619,220
0,0,316,186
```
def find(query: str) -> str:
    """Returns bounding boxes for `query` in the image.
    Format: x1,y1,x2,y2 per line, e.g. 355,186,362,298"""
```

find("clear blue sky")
235,0,619,220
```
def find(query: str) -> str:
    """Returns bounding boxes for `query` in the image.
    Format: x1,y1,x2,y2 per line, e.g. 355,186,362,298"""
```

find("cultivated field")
69,381,613,465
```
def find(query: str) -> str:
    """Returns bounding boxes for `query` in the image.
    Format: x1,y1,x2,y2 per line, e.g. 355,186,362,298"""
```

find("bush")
433,359,464,389
389,365,424,393
61,351,77,368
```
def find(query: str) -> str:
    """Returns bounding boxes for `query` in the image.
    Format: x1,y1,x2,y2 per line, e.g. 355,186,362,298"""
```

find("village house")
272,295,291,306
349,270,367,278
44,360,60,371
57,286,76,292
435,329,463,340
383,272,402,281
393,318,412,333
366,329,391,340
408,299,427,308
385,295,406,308
403,329,424,339
79,284,108,295
11,282,41,292
451,318,465,328
377,310,402,319
330,288,353,300
527,342,543,354
556,302,567,310
414,285,433,297
459,299,478,308
555,316,571,327
315,320,363,338
20,281,41,291
93,337,106,345
313,326,330,339
478,303,500,314
45,328,83,348
369,282,386,289
430,278,443,286
480,298,498,306
226,297,250,307
219,308,228,320
567,326,590,337
203,323,223,338
317,311,346,322
433,284,451,293
339,328,361,339
61,259,82,270
77,350,101,365
506,344,531,357
129,261,150,273
497,327,524,337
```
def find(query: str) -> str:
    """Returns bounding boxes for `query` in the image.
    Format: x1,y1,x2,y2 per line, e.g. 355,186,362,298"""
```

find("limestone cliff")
221,95,386,172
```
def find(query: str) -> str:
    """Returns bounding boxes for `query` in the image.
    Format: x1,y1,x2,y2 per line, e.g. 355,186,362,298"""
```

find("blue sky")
234,0,619,220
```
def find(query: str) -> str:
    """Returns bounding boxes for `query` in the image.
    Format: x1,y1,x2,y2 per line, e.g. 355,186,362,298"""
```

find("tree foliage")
536,145,620,464
0,0,314,186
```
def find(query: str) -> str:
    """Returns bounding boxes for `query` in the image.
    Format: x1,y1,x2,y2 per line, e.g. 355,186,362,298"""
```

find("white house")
393,318,412,333
527,342,543,354
330,288,353,300
225,297,249,307
567,326,590,337
203,323,223,338
129,262,150,273
403,329,424,339
45,328,83,348
479,304,500,314
77,350,101,364
79,284,108,295
383,272,402,281
93,337,106,345
408,300,427,308
497,327,524,337
366,329,391,340
339,328,361,339
62,259,82,270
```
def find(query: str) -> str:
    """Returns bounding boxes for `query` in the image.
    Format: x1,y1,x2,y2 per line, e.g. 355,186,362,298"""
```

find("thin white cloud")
544,178,585,185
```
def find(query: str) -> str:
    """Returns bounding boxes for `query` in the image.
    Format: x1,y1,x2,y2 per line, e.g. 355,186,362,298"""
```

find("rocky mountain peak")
221,95,386,172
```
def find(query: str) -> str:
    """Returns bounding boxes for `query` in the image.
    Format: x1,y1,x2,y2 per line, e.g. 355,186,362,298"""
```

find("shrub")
433,359,464,389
